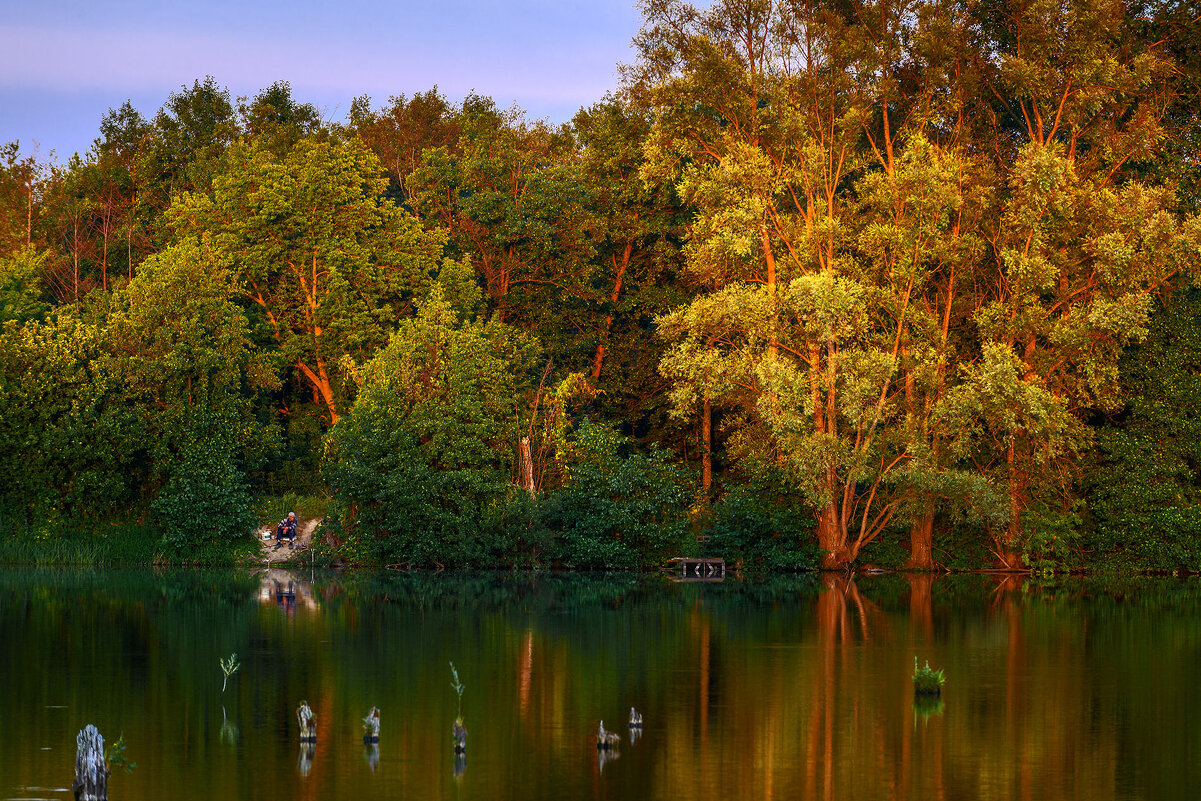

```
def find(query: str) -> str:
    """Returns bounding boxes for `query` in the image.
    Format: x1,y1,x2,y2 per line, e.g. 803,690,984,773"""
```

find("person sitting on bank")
274,512,298,549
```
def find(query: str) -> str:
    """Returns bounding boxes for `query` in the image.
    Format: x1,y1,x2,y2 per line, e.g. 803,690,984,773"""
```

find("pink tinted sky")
0,0,644,161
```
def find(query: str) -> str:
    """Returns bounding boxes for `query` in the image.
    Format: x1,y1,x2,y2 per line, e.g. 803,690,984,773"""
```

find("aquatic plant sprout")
220,652,241,693
913,657,946,695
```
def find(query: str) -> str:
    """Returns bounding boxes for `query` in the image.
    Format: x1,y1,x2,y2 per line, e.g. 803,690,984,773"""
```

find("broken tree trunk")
519,436,535,497
72,725,107,801
363,706,380,743
453,718,467,754
297,701,316,742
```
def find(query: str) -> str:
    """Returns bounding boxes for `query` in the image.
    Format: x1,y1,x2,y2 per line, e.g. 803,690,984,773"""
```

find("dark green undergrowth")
0,520,259,566
700,482,821,572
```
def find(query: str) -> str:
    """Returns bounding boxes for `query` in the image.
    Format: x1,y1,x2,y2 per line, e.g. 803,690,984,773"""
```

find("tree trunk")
297,357,339,424
1000,440,1025,569
297,701,316,742
905,508,935,570
700,394,711,504
816,501,849,569
72,725,107,801
363,707,380,743
591,242,631,381
519,436,535,497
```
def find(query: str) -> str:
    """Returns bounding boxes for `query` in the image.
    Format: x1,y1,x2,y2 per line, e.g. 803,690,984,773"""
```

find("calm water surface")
1,569,1197,800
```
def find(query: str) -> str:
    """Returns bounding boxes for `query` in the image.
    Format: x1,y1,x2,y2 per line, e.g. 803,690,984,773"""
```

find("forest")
2,0,1200,572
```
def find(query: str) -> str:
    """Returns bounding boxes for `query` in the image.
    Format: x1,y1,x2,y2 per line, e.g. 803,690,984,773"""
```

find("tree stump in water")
362,706,380,744
297,701,316,742
452,718,467,754
72,725,108,801
596,720,620,750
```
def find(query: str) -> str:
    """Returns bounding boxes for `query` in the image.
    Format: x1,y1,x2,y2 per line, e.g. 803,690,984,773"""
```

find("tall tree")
238,80,324,156
635,0,971,566
144,77,238,206
323,285,539,565
571,97,688,449
960,0,1198,563
106,238,279,547
95,101,154,280
348,88,460,203
170,136,456,424
0,142,46,256
407,95,597,325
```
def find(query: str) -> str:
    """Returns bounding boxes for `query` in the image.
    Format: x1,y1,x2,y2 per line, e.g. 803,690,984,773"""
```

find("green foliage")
913,658,946,695
106,735,136,774
0,247,50,324
1087,289,1201,571
703,477,820,572
0,314,143,533
539,419,692,570
111,240,278,550
323,287,537,566
220,652,240,693
169,134,454,423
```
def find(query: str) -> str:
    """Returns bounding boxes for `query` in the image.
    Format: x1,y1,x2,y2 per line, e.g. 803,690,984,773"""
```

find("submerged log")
363,706,380,744
297,701,316,742
72,725,108,801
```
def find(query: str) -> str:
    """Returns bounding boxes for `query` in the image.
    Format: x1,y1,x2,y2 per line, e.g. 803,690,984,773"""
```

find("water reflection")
219,705,238,746
597,745,620,774
913,694,944,721
257,568,319,615
297,742,314,778
1,568,1199,800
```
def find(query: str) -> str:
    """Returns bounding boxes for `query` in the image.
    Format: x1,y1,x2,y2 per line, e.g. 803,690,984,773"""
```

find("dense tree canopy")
2,0,1200,570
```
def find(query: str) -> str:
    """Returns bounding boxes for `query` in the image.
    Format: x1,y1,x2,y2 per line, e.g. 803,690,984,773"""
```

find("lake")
1,568,1196,800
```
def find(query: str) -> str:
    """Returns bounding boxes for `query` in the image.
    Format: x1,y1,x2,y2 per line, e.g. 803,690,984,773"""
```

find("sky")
0,0,645,162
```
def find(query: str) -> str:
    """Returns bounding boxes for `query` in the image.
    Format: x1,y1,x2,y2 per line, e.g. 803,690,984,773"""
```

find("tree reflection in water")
1,568,1198,800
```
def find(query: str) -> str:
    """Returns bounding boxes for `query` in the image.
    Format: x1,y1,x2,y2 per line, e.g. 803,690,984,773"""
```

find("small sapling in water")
450,662,467,753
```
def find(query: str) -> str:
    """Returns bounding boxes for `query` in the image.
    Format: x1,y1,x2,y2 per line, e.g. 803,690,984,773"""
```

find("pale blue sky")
0,0,644,161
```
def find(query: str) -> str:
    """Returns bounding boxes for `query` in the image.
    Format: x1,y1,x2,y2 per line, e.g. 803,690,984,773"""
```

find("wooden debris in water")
363,706,380,743
596,720,621,750
72,724,107,801
297,700,316,742
452,718,468,754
